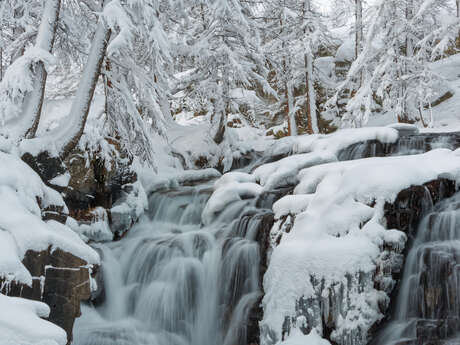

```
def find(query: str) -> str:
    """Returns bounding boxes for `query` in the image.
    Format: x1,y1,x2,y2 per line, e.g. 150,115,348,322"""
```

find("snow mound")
202,176,263,225
262,149,460,345
266,127,398,159
0,293,67,345
281,329,331,345
0,152,99,286
141,167,222,194
254,151,337,190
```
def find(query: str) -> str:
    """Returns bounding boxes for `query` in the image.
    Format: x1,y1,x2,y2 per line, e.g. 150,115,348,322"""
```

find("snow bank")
140,167,222,194
0,293,67,345
266,127,398,159
261,149,460,345
254,151,337,190
202,172,263,225
280,329,331,345
0,152,99,286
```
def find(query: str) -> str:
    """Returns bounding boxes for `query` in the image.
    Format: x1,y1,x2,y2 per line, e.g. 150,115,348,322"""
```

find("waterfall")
373,193,460,345
73,184,269,345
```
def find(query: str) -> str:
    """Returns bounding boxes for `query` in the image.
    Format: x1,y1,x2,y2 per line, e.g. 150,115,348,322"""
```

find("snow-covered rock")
0,293,67,345
0,152,99,287
261,149,460,345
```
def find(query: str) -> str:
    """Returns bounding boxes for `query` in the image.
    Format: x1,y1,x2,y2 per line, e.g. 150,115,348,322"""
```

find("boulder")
1,248,95,344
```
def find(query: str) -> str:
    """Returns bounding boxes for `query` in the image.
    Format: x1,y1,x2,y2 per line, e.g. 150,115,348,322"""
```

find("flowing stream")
374,192,460,345
74,183,271,345
73,132,460,345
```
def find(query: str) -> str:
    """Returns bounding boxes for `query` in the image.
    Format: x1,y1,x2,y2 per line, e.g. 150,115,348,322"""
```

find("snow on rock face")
0,293,67,345
0,152,99,287
202,172,262,225
279,328,331,345
266,127,398,161
254,151,337,190
261,149,460,345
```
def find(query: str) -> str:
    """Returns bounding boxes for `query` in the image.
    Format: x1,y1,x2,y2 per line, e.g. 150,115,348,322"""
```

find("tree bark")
287,81,297,136
456,0,460,49
303,0,318,134
355,0,363,60
305,49,318,134
399,0,413,123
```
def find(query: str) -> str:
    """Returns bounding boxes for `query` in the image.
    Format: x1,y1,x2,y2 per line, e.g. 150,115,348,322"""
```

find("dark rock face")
367,178,458,344
1,248,94,345
247,212,275,345
384,178,456,238
246,188,294,345
23,141,140,240
61,148,137,237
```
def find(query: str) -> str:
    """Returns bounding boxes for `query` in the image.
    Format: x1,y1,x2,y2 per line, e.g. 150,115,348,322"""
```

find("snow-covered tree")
171,0,274,142
0,0,60,140
262,0,331,134
329,0,457,127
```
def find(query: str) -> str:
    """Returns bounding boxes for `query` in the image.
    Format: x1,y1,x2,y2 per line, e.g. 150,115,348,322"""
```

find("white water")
74,184,267,345
374,193,460,345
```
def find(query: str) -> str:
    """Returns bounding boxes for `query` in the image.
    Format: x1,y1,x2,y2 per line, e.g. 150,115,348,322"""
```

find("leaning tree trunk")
57,18,111,160
302,0,318,134
21,12,111,182
19,0,61,139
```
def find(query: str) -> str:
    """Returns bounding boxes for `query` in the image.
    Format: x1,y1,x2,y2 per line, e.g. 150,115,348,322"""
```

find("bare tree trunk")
305,49,318,134
456,0,460,49
303,0,318,134
399,0,413,123
355,0,363,91
57,17,111,160
11,7,26,63
21,0,61,139
211,71,228,144
287,81,297,136
355,0,363,60
305,53,313,134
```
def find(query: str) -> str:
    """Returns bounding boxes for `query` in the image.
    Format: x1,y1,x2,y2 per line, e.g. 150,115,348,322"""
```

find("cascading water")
74,183,270,345
338,132,460,161
374,192,460,345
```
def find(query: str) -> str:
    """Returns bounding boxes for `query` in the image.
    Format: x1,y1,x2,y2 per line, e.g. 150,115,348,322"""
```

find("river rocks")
1,248,94,345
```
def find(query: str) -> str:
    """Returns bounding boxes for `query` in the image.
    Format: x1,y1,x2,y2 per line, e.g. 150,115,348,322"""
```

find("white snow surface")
0,152,99,286
0,293,67,345
280,329,331,345
266,127,398,159
261,148,460,344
